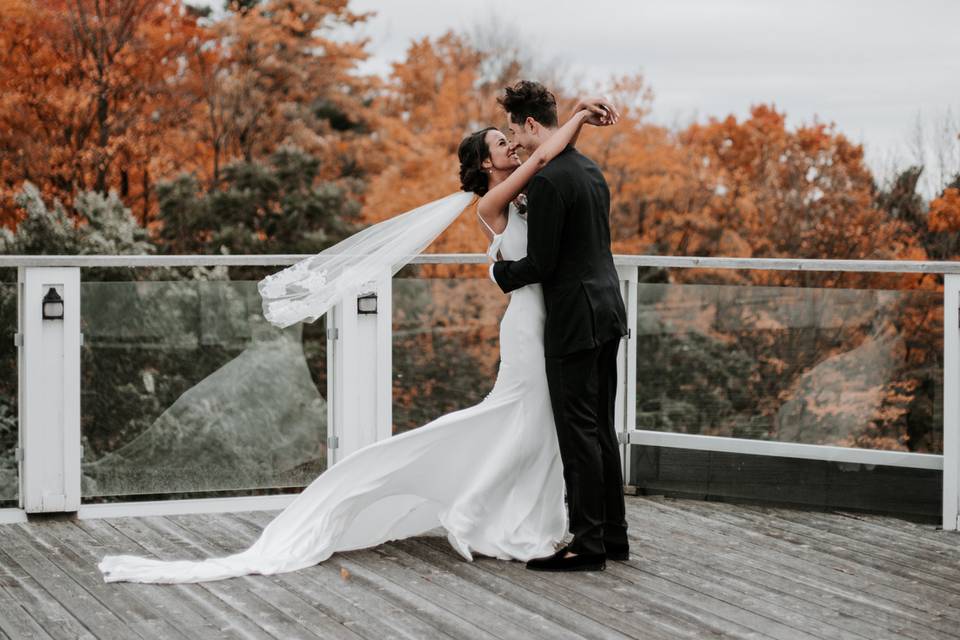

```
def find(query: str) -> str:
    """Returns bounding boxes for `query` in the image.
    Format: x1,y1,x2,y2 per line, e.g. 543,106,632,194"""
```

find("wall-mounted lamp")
357,292,378,315
42,287,64,320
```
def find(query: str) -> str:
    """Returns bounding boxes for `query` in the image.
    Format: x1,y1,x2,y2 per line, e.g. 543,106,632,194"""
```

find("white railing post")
615,266,638,485
374,273,393,443
943,274,960,531
326,274,393,466
17,267,81,513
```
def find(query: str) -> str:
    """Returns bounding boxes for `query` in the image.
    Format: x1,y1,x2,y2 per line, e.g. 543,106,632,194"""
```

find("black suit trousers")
545,336,628,555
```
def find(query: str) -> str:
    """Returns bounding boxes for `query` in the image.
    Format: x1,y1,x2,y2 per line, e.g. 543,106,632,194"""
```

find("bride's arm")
477,102,616,223
570,95,620,147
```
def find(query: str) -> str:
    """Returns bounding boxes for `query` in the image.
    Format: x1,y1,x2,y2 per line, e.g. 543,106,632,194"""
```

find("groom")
491,80,629,572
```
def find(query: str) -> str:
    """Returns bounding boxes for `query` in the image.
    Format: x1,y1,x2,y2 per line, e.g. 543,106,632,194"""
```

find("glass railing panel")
80,277,328,500
392,275,508,434
0,272,17,506
635,283,942,453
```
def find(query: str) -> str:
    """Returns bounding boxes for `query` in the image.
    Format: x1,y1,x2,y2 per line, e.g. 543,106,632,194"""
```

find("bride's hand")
574,96,620,126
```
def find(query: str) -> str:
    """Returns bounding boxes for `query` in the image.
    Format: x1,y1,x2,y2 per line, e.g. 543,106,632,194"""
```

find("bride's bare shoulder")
477,200,508,237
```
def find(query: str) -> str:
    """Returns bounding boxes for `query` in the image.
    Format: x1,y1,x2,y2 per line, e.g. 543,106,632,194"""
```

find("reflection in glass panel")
628,445,942,520
81,280,327,499
393,277,508,434
0,274,17,506
635,283,942,453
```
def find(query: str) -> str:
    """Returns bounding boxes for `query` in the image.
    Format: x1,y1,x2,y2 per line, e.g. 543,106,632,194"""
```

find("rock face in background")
775,328,904,446
83,325,327,497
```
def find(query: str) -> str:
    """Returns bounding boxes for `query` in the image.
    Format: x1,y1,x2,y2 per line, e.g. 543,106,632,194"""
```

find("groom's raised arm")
492,174,565,293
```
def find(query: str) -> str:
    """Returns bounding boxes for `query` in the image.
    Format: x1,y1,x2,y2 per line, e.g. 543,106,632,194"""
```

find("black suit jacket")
493,146,627,358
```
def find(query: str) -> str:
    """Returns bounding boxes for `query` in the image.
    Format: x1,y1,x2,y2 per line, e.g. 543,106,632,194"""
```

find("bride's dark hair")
458,127,497,196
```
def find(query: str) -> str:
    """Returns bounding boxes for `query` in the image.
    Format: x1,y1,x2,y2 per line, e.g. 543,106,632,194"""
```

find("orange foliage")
365,37,487,227
629,106,931,289
360,33,508,275
928,188,960,233
0,0,372,227
0,0,209,225
198,0,372,179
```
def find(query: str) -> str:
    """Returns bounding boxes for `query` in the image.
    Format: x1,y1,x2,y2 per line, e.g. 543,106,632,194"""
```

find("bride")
98,97,618,584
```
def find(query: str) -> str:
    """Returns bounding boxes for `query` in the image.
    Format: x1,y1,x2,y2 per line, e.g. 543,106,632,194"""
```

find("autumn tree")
193,0,373,185
154,146,360,256
0,0,209,224
619,106,929,289
1,181,153,255
926,178,960,259
363,34,487,218
0,0,373,228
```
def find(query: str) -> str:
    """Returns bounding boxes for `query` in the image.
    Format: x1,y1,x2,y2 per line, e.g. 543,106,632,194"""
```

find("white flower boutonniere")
515,193,528,218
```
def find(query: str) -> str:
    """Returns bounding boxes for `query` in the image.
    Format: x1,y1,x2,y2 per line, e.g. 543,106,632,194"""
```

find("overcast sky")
203,0,960,194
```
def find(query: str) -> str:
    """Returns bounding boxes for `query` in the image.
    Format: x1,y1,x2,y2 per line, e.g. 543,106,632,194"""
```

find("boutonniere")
514,193,528,217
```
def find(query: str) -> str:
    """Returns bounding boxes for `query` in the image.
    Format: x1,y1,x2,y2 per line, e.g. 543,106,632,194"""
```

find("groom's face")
506,116,540,153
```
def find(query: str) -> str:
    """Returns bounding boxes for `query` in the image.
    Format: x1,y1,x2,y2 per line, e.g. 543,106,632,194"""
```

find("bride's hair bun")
458,127,496,196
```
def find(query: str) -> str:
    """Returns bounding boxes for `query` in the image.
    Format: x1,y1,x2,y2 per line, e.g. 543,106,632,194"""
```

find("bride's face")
482,129,521,174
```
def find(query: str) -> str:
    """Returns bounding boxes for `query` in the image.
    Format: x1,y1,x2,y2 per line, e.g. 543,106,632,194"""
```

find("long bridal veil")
259,191,476,328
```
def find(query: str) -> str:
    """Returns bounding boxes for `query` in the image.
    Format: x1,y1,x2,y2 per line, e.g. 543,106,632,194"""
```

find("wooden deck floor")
1,495,959,640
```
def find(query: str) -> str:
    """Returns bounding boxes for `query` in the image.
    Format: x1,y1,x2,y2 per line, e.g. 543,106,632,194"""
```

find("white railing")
0,254,957,531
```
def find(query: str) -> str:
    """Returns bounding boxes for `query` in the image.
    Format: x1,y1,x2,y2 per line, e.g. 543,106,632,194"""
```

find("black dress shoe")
605,542,630,561
526,546,605,572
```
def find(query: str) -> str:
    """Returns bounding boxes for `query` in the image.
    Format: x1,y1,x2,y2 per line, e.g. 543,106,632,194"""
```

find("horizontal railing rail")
0,253,959,273
627,431,944,470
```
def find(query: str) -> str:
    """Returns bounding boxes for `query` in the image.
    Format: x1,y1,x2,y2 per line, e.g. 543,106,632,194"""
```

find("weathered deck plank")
49,518,235,640
180,511,472,640
104,514,288,639
420,535,756,640
217,513,434,640
398,537,639,640
734,505,960,590
0,496,957,640
16,520,197,640
0,542,95,640
163,513,366,640
361,539,590,640
1,524,151,639
619,515,920,640
90,518,276,640
631,498,960,639
626,501,952,638
0,590,53,640
224,511,464,640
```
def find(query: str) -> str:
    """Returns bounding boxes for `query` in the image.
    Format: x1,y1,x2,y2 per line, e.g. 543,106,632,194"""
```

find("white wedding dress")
99,203,568,583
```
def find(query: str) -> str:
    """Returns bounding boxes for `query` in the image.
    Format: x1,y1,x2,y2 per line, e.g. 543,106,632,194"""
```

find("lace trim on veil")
259,191,476,328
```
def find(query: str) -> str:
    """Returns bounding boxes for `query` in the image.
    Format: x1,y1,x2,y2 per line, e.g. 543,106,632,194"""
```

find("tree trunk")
141,167,150,226
94,88,110,193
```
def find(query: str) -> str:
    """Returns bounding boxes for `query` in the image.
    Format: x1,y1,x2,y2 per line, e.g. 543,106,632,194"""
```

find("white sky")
201,0,960,194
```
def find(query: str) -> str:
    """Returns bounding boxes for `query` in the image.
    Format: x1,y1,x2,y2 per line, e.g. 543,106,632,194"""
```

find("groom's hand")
576,96,620,126
488,260,499,285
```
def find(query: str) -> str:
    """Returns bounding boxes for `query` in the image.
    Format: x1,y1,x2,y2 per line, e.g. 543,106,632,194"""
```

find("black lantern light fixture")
357,292,378,315
42,287,64,320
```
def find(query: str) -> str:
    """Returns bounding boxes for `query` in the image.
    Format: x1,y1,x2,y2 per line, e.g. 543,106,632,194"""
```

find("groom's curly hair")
498,80,558,128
